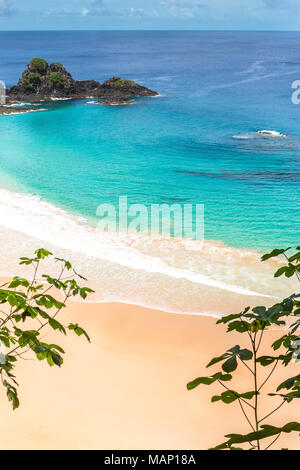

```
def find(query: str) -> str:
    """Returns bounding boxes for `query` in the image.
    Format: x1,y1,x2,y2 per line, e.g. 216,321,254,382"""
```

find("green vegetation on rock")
27,72,41,84
30,58,48,73
48,71,64,89
22,78,35,91
8,60,156,100
109,79,135,88
21,72,41,92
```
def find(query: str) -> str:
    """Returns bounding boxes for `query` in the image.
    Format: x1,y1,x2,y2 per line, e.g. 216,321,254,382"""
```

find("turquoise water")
0,93,299,251
0,31,299,312
0,31,300,251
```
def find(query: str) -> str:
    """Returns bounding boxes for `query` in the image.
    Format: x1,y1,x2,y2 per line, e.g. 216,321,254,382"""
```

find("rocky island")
5,58,158,108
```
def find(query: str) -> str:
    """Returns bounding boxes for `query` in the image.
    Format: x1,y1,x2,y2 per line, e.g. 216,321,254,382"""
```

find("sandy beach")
0,293,299,450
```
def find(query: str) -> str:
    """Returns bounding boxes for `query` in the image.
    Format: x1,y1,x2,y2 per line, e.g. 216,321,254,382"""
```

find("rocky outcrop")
8,58,158,103
8,59,101,101
98,77,157,104
0,106,45,116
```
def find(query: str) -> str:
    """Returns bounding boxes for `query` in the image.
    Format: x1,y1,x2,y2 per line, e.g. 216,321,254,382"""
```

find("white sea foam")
4,102,32,108
109,102,135,106
257,130,286,137
50,97,72,101
0,186,274,299
233,130,287,140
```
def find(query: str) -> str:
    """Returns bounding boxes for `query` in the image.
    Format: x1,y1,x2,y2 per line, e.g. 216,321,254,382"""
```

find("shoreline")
0,184,296,316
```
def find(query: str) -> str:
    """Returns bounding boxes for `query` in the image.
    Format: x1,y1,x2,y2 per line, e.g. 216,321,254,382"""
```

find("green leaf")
240,391,258,399
272,334,297,351
279,352,293,366
227,321,250,333
46,351,54,367
206,354,228,368
207,345,251,374
51,351,63,367
55,257,72,270
48,343,65,354
252,306,267,316
9,277,30,289
277,374,300,391
274,266,290,278
269,391,300,403
3,380,19,411
0,336,10,348
210,422,300,450
222,356,238,373
238,349,253,361
216,312,246,325
35,248,53,259
288,251,300,263
188,377,217,389
211,395,222,403
261,248,290,262
48,318,66,335
256,355,277,366
187,372,232,390
272,336,286,351
68,323,90,343
211,390,257,405
274,265,296,278
213,391,238,404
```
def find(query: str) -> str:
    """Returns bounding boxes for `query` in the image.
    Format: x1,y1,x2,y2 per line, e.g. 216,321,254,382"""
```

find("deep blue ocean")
0,31,299,313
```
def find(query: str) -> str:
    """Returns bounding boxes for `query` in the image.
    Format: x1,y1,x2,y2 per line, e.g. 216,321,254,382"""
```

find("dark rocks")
8,58,158,104
100,77,157,98
0,106,45,116
96,77,158,105
97,98,134,106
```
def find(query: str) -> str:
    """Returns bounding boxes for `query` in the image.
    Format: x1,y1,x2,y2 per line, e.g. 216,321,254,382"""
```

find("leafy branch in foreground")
0,248,93,410
187,245,300,450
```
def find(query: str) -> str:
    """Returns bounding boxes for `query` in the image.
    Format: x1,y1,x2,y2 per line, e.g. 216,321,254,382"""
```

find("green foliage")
22,78,35,92
211,390,258,404
27,72,40,84
0,248,93,410
48,71,64,89
211,422,300,450
207,345,253,373
187,245,300,450
21,71,43,92
30,58,48,73
108,78,135,88
68,323,91,343
187,372,232,390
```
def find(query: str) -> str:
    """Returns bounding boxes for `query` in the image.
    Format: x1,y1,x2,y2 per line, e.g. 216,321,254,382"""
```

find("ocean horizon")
0,30,299,313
